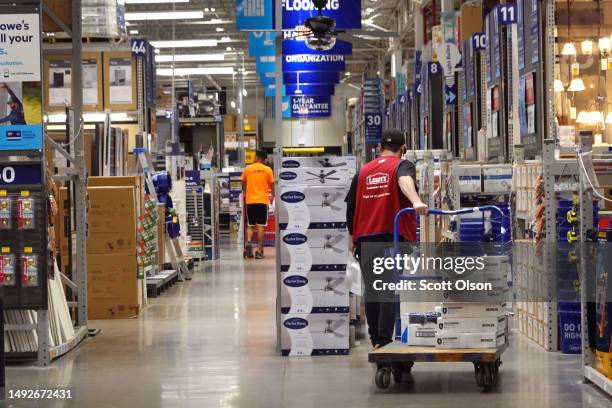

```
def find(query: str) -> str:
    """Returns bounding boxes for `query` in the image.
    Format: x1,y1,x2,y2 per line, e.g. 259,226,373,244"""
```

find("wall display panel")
103,52,137,111
44,53,103,112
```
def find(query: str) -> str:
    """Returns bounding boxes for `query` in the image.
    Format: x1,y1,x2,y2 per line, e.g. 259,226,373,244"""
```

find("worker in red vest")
346,128,427,349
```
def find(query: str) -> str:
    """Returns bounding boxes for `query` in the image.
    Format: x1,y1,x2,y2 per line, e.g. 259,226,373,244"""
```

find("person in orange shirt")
241,150,275,259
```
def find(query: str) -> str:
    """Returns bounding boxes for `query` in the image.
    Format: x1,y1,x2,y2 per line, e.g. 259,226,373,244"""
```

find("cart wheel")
375,367,391,389
391,363,404,383
474,363,484,388
404,362,414,374
481,363,494,390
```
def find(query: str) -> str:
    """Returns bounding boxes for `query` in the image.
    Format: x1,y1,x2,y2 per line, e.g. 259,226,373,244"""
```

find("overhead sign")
283,71,340,84
282,38,352,55
260,74,275,85
249,31,275,56
256,56,276,73
497,4,518,25
282,54,346,72
285,84,335,96
131,38,148,56
282,0,362,30
364,112,383,143
265,84,286,97
236,0,274,30
0,13,41,82
428,61,442,76
0,163,41,185
290,95,331,117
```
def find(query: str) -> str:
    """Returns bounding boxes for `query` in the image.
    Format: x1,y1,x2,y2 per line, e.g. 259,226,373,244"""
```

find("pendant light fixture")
561,0,576,56
581,40,593,55
567,78,586,92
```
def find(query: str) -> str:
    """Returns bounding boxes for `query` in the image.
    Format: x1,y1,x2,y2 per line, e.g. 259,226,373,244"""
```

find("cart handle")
393,205,505,254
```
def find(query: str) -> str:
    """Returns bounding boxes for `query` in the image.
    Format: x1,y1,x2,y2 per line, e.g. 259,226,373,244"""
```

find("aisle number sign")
497,4,518,24
131,39,148,56
364,113,383,143
428,62,442,76
472,33,487,51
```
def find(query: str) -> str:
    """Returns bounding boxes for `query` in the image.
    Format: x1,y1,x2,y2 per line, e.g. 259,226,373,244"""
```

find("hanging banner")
260,74,276,85
282,38,352,55
249,31,275,57
285,84,335,96
282,0,362,30
265,83,286,97
282,54,345,72
290,95,331,117
0,9,43,151
528,0,539,64
283,71,339,84
256,56,276,73
236,0,274,31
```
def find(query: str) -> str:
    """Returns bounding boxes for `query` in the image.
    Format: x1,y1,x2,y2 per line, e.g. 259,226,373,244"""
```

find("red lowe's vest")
352,156,417,242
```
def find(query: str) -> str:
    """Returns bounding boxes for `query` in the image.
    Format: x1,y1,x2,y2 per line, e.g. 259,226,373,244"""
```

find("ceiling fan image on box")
316,276,346,295
322,234,345,253
312,319,346,337
306,170,341,184
318,158,347,168
320,191,344,210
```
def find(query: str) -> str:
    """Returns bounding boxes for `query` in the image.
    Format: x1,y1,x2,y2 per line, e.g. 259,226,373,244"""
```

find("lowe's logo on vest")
280,171,298,180
281,191,306,203
366,172,389,186
284,317,309,330
283,233,308,245
283,275,308,287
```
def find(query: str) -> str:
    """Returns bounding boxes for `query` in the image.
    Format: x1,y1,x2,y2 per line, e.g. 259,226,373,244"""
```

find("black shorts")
246,204,268,226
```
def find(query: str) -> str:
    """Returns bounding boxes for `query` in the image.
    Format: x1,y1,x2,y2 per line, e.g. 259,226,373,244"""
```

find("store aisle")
5,244,612,408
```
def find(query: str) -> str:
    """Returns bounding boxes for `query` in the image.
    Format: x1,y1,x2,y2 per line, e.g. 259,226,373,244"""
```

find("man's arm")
5,86,22,109
345,174,358,236
397,161,428,215
268,168,275,202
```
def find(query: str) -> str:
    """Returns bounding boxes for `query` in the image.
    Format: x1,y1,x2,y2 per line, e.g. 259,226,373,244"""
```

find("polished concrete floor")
4,244,612,408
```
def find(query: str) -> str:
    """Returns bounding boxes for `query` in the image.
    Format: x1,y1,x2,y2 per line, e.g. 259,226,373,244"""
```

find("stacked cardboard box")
278,157,355,356
82,0,126,38
436,303,508,348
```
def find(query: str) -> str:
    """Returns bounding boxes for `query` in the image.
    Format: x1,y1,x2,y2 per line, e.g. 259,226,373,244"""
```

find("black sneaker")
244,245,254,259
255,251,264,259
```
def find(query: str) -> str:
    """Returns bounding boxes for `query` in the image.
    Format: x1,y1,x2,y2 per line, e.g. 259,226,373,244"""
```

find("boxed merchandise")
595,350,612,379
435,331,506,349
437,316,507,334
87,186,137,254
280,229,349,272
482,164,513,193
401,312,440,346
455,164,482,193
281,313,349,356
278,186,348,230
278,167,353,186
440,302,507,318
281,156,357,173
88,253,139,319
280,271,349,314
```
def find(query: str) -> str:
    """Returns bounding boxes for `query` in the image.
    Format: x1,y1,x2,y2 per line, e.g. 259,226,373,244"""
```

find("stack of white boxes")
278,157,355,356
82,0,127,38
435,257,510,349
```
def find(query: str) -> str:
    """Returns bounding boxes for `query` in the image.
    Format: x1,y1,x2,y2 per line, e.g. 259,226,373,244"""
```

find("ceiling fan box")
280,229,349,272
278,185,348,230
278,167,353,186
281,313,350,356
281,156,357,173
281,270,349,314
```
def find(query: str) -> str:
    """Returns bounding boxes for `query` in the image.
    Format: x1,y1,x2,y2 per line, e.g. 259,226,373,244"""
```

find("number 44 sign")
497,4,517,25
131,39,148,56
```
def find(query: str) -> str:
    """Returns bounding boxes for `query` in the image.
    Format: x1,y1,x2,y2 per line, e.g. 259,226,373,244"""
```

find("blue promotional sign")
236,0,274,30
517,0,525,70
0,163,41,186
282,0,362,30
528,0,539,64
497,4,517,24
260,74,276,85
428,61,442,76
130,38,148,56
248,31,275,57
445,84,457,105
0,125,43,151
283,71,340,84
285,84,335,96
265,84,286,97
282,38,352,55
413,50,422,94
256,56,276,73
364,112,383,143
282,96,292,118
185,170,201,187
471,33,486,51
282,54,345,72
290,95,331,117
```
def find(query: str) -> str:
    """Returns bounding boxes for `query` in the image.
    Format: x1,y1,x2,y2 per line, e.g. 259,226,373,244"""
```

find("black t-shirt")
345,160,417,235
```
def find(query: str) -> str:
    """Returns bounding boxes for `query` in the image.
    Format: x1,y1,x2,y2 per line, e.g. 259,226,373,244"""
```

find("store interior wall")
261,84,359,147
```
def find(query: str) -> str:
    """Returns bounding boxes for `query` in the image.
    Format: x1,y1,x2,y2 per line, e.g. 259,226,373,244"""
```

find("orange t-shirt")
241,162,274,204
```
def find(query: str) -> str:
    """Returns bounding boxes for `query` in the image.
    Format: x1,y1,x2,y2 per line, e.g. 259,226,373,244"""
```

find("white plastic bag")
346,254,363,295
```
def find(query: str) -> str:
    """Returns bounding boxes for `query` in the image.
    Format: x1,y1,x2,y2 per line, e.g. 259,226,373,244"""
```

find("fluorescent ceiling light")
157,67,234,76
129,29,139,35
125,11,204,21
220,36,231,42
155,53,225,62
216,27,224,32
125,0,188,3
151,39,217,48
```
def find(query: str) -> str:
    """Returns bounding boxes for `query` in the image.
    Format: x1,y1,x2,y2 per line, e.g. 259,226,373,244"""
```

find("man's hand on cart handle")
413,202,428,216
